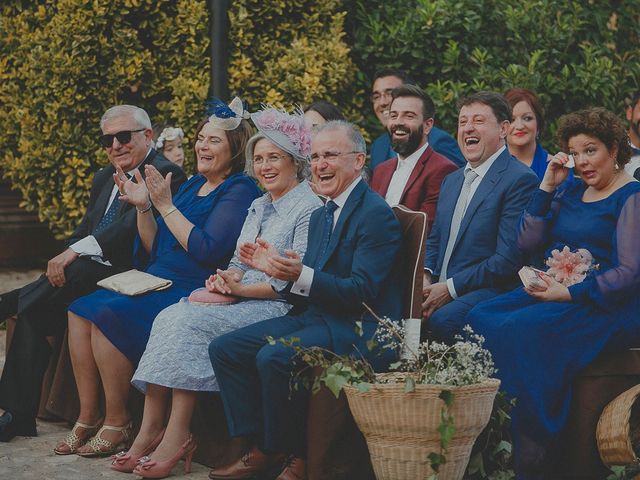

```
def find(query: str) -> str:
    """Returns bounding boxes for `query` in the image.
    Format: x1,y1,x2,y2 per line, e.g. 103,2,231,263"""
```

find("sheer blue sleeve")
517,188,562,253
186,181,257,270
569,191,640,309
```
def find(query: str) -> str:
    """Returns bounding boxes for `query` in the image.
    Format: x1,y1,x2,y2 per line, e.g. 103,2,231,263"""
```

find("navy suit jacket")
18,150,185,314
370,128,466,171
284,180,403,364
425,148,539,297
66,149,185,268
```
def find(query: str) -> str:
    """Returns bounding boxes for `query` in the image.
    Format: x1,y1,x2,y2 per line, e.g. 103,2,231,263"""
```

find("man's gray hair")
315,120,367,154
100,105,152,130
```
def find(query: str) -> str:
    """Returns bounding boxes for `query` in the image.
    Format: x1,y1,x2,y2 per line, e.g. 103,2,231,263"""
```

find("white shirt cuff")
446,278,458,300
290,265,314,297
69,235,103,258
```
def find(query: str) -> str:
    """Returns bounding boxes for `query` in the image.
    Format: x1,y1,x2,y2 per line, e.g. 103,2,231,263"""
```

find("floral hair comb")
156,127,184,150
250,105,312,160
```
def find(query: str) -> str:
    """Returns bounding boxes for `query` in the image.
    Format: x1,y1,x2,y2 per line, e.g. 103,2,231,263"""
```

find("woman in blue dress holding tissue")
468,107,640,476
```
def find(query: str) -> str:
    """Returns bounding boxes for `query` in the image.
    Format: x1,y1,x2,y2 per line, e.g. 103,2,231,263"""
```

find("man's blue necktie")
317,200,338,266
93,196,121,235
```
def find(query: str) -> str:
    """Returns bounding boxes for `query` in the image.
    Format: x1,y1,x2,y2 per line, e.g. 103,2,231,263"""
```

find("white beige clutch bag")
97,269,172,296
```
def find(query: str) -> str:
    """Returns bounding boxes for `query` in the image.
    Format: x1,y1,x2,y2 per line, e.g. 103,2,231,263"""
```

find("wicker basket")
343,374,500,480
597,384,640,466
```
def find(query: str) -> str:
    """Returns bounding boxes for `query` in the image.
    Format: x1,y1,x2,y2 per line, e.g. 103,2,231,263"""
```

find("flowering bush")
376,321,496,389
272,310,496,398
545,246,599,287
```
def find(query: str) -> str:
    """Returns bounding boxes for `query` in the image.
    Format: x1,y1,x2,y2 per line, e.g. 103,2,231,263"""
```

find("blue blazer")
370,128,466,170
285,180,403,365
425,148,539,296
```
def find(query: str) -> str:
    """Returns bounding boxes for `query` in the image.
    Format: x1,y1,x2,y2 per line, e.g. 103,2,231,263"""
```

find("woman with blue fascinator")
56,98,261,458
103,105,322,479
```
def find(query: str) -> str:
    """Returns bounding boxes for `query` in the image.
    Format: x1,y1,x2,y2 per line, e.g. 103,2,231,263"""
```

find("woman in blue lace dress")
110,107,322,478
468,107,640,477
56,99,261,457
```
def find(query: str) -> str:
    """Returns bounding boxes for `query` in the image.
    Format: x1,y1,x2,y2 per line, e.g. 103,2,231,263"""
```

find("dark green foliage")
0,0,210,237
345,0,640,148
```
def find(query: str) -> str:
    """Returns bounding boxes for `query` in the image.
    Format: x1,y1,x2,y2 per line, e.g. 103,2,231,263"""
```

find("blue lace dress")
469,181,640,444
131,180,322,393
68,173,261,363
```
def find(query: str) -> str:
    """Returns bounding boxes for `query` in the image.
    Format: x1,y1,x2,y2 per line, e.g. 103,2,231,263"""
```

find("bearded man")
370,84,458,234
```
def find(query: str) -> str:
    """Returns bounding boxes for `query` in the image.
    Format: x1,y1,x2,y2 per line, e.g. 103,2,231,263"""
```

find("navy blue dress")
68,173,261,363
468,181,640,444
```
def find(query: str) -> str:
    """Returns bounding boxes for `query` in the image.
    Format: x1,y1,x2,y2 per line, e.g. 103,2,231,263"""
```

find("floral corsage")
544,246,599,287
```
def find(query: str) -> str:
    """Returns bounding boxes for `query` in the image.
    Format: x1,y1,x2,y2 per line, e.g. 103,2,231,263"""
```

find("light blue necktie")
439,169,479,281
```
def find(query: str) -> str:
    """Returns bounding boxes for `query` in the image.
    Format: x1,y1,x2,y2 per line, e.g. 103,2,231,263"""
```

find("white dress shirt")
384,142,429,206
624,141,640,176
290,176,363,296
69,156,149,264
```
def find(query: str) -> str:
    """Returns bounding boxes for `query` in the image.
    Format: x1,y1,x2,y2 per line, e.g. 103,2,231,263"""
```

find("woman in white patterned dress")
112,107,322,478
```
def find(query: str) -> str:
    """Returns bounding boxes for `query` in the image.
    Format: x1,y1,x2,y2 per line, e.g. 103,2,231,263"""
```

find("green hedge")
1,0,638,237
346,0,640,148
227,0,361,118
0,0,357,237
0,0,210,237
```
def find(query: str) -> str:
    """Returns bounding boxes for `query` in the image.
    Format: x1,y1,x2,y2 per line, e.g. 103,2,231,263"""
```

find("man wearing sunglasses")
0,105,185,442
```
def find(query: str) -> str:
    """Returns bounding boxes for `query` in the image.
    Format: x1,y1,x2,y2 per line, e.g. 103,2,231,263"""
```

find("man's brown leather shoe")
208,446,285,480
275,457,306,480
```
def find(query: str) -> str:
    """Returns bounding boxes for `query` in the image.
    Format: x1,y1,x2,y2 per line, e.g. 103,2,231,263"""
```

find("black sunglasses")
99,128,146,148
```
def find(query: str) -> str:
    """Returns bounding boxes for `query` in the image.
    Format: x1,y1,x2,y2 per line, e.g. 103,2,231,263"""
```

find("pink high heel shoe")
133,434,197,479
110,428,165,473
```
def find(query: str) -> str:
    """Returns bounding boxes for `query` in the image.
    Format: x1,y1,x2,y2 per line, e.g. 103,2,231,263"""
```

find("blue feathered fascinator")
205,97,250,130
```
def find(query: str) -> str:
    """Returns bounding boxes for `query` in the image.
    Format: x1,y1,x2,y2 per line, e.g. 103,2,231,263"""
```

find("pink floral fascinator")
206,97,250,130
249,106,312,162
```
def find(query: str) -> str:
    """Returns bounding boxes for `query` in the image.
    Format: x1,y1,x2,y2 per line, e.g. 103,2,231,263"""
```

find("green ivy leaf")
439,389,454,408
356,382,370,393
354,320,363,336
404,376,416,393
323,373,349,398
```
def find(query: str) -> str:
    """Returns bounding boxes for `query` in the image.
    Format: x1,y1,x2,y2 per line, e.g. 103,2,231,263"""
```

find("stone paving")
0,269,211,479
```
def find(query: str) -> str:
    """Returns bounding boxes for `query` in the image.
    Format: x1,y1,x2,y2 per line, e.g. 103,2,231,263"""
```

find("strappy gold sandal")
76,421,133,457
76,421,133,458
53,419,103,455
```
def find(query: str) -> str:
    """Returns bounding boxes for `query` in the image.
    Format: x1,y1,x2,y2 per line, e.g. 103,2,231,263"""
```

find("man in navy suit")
208,121,403,480
422,91,538,343
0,105,185,441
369,68,465,170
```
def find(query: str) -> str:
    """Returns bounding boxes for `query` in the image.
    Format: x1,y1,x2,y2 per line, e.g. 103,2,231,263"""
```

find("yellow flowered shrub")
228,0,362,119
0,0,210,238
0,0,359,238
